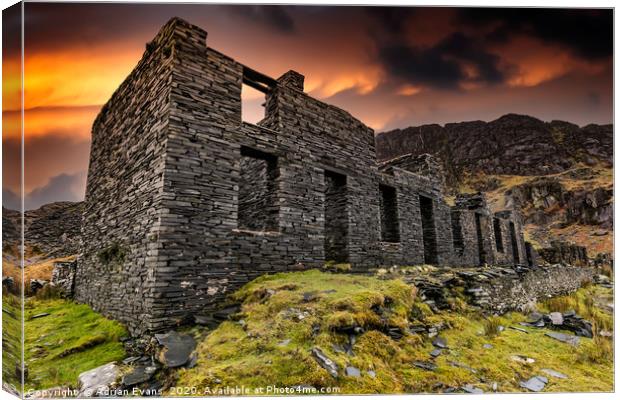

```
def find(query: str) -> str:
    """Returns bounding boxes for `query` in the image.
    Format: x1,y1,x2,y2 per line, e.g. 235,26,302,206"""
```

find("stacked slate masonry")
75,18,530,335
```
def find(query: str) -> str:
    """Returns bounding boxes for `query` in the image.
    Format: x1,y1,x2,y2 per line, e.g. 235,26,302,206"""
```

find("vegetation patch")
97,243,127,265
24,298,127,390
2,294,22,393
174,270,613,394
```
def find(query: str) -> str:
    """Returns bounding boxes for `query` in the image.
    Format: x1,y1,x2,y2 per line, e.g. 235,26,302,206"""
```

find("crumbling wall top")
277,70,305,91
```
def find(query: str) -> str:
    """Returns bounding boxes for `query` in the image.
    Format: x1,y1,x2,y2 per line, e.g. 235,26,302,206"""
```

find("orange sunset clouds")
2,4,612,209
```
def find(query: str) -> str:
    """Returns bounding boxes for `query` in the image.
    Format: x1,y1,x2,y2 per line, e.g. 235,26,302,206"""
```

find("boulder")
77,362,120,397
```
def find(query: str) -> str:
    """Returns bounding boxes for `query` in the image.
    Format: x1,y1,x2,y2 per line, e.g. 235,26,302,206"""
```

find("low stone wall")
51,260,77,297
463,264,595,314
538,241,589,266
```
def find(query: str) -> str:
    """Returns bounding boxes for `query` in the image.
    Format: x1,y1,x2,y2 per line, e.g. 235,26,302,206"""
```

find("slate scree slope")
75,18,530,335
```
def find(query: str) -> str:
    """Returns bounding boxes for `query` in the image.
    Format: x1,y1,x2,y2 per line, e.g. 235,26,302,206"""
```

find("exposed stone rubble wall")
3,202,82,257
77,18,532,335
461,264,595,314
51,260,77,297
538,241,589,267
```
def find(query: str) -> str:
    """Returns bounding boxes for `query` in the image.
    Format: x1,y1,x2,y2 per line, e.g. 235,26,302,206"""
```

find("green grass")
2,294,23,394
174,270,613,394
24,298,127,390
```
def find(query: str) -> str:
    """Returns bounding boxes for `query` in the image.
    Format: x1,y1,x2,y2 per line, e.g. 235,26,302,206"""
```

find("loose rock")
432,336,448,349
520,376,547,392
345,366,361,378
121,365,158,387
545,332,580,346
430,349,442,358
413,361,437,371
154,331,196,368
77,362,120,397
462,384,483,394
548,312,563,325
541,368,568,379
311,347,338,378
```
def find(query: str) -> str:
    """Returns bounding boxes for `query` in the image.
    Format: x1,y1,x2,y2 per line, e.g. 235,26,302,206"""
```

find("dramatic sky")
2,4,613,210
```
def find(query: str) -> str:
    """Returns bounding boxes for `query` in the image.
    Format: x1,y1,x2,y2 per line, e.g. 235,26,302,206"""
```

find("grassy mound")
175,270,613,394
24,298,127,390
175,270,418,394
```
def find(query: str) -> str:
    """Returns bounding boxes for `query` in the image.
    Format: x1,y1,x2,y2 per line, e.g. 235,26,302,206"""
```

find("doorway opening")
419,195,438,264
324,170,348,263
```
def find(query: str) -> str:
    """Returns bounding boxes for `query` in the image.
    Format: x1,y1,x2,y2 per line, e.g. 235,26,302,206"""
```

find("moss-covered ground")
23,298,127,390
174,270,613,395
2,294,23,394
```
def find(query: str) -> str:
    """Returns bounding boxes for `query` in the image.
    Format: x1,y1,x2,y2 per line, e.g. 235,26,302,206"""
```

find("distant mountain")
2,201,83,257
375,114,612,189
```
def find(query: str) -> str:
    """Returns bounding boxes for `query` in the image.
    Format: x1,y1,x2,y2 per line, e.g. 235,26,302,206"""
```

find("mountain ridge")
376,113,612,189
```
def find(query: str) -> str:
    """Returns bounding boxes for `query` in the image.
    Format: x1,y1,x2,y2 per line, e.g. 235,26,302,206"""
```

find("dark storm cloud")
364,6,418,34
2,3,22,58
231,5,297,33
378,32,505,89
3,188,21,211
19,3,302,56
23,172,85,210
3,131,91,198
3,172,85,211
458,8,613,60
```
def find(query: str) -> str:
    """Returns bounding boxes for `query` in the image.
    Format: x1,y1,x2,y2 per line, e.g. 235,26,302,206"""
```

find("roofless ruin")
75,18,533,335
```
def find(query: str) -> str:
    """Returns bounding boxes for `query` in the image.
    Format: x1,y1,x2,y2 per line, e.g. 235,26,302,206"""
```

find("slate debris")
77,362,120,397
212,305,241,322
520,310,593,338
430,349,442,358
121,365,159,387
545,332,580,346
345,366,361,378
520,376,548,392
448,361,477,374
541,368,568,379
311,347,339,378
548,312,563,325
462,384,484,394
432,336,448,349
413,361,437,371
154,331,197,368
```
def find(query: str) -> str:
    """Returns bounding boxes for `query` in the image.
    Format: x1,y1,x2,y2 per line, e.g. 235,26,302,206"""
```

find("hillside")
376,114,612,188
2,202,83,257
376,114,613,255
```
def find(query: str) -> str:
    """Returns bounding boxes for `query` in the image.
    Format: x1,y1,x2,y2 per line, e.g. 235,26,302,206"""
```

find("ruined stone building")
75,18,530,335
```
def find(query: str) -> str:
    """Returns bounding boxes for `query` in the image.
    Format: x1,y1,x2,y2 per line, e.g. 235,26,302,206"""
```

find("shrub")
578,336,613,364
482,316,502,338
97,243,126,265
34,284,63,300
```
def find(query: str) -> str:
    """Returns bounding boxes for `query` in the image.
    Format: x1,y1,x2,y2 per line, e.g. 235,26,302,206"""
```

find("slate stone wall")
78,18,536,334
465,264,595,314
74,19,180,334
539,241,588,266
51,260,77,297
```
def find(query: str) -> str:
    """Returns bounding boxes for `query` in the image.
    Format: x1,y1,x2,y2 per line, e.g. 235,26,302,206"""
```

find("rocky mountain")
2,202,83,257
376,114,612,189
376,114,613,257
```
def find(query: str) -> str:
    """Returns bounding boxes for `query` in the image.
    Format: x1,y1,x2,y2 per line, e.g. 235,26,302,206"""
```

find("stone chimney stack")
277,70,305,91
